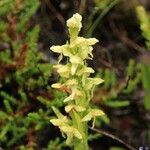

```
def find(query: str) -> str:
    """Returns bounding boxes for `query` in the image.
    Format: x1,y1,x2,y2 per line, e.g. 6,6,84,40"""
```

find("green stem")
74,124,88,150
87,0,120,37
74,139,88,150
72,110,89,150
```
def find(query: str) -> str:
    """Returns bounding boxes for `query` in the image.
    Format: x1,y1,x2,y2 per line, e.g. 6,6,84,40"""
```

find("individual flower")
54,64,70,78
69,37,98,59
77,66,95,76
64,87,82,102
84,77,104,90
82,109,105,127
50,44,72,62
60,125,82,140
81,109,105,122
65,104,86,113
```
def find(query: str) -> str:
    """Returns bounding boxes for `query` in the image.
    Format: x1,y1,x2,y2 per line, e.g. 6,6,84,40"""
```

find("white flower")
50,116,69,126
50,44,72,57
77,67,95,76
84,77,104,90
60,126,82,140
82,109,105,122
69,37,98,59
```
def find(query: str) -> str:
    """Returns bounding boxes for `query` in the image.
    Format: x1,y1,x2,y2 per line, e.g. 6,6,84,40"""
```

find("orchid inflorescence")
50,13,105,149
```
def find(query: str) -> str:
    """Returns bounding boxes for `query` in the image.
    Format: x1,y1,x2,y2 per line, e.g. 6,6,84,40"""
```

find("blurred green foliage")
0,0,65,149
0,0,150,149
136,6,150,50
136,5,150,111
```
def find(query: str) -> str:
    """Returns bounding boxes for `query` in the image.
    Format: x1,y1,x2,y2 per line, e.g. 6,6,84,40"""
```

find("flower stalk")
50,13,105,150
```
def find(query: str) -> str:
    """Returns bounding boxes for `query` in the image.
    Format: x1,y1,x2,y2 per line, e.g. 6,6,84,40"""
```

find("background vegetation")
0,0,150,149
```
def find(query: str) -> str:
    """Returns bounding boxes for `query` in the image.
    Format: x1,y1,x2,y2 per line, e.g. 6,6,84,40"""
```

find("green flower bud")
67,13,82,31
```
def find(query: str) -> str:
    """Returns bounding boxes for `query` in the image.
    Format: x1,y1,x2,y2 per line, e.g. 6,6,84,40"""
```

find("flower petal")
86,38,99,45
51,83,62,89
91,109,105,117
50,45,62,53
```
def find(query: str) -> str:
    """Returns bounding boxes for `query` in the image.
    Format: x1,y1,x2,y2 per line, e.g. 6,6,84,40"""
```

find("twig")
89,126,136,150
109,20,145,53
79,0,87,15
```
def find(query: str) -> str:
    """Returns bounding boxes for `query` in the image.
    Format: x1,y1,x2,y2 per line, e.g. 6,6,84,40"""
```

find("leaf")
104,69,111,89
127,59,135,77
141,63,150,91
144,93,150,110
27,112,40,121
0,111,8,120
52,107,64,119
106,100,129,108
